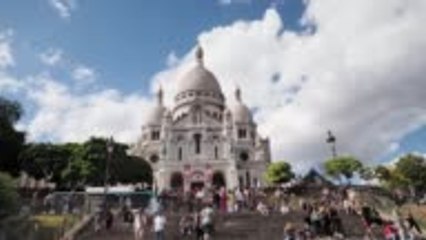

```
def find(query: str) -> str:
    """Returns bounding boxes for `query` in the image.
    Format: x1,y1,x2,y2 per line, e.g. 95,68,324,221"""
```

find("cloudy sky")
1,0,425,172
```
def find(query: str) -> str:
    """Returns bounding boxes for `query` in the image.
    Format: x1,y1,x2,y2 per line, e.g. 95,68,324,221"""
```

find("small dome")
230,87,252,123
175,46,223,98
144,87,166,126
144,105,166,126
231,102,252,123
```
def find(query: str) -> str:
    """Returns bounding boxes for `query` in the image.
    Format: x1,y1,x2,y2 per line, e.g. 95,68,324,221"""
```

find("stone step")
85,210,370,240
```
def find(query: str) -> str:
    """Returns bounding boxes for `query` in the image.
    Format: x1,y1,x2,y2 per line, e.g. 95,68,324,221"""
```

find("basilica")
130,47,271,192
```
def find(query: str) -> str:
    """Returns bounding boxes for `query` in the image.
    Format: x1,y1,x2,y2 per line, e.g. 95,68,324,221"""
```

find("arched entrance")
170,172,184,190
190,170,205,191
212,171,226,189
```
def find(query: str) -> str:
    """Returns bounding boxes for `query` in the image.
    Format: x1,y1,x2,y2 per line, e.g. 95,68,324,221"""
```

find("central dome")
175,47,223,99
176,65,223,95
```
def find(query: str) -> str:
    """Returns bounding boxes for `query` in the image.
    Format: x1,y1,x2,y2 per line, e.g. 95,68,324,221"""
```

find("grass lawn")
32,214,79,228
31,214,81,240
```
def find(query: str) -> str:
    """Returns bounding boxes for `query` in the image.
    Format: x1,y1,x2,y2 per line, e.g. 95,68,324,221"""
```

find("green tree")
60,138,153,189
264,161,295,185
0,97,25,176
375,165,392,181
0,172,19,219
375,164,410,193
359,166,375,182
394,153,426,196
324,156,363,184
19,143,71,182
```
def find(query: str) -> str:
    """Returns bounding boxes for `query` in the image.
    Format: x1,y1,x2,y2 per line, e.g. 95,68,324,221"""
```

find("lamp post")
326,130,337,158
104,137,114,208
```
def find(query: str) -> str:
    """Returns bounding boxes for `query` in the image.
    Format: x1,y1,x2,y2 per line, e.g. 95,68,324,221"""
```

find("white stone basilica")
130,47,271,191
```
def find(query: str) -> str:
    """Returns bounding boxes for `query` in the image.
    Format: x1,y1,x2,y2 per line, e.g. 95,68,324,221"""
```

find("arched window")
238,128,247,139
212,171,226,188
151,130,160,140
194,134,202,154
245,171,251,188
214,146,218,159
170,172,184,190
150,154,159,163
178,147,183,161
240,151,249,162
238,176,243,189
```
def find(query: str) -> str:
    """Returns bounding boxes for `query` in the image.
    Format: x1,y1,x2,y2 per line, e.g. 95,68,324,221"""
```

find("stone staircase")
142,211,364,240
85,210,371,240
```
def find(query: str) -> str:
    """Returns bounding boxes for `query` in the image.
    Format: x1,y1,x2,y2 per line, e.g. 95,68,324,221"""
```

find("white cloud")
166,51,179,67
150,0,426,172
23,74,151,143
8,0,426,174
218,0,252,6
0,30,14,69
48,0,77,19
0,73,23,93
40,48,63,66
218,0,232,5
72,65,96,84
0,30,23,93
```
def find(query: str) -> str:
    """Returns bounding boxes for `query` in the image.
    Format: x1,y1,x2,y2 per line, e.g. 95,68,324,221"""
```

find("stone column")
155,168,167,192
183,164,191,192
227,167,238,190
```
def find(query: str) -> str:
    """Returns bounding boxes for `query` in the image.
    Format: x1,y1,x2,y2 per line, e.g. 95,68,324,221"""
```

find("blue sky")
0,0,304,94
1,0,426,171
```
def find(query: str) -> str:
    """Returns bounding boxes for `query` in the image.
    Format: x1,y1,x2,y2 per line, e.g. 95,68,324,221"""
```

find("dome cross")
196,45,204,66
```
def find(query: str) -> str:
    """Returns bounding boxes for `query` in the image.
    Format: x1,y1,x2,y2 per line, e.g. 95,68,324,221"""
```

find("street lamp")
104,137,114,208
326,130,337,158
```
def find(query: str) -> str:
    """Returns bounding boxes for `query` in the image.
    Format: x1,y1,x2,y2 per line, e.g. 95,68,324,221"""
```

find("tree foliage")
19,137,153,190
0,171,19,219
265,161,295,185
324,156,363,183
375,153,426,195
395,153,426,193
0,97,25,176
359,166,375,182
19,143,71,182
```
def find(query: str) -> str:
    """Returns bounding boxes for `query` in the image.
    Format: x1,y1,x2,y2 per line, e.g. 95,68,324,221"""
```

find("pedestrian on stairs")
200,204,214,240
105,208,114,231
153,211,166,240
179,213,193,237
383,220,399,240
235,188,244,212
404,212,422,239
193,211,203,240
133,209,147,240
282,223,296,240
94,208,102,233
219,187,227,213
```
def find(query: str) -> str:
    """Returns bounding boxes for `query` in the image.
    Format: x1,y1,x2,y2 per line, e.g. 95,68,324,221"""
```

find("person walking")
219,187,227,213
153,211,166,240
200,204,214,240
133,209,147,240
282,223,296,240
105,208,114,231
179,213,193,237
405,212,422,239
94,208,102,233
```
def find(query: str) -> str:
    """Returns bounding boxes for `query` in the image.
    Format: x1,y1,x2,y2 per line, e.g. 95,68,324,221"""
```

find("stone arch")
212,171,226,188
170,172,184,190
150,154,159,163
239,151,249,162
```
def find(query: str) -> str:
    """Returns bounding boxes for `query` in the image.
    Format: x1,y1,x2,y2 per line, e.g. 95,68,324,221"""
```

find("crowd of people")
91,185,424,240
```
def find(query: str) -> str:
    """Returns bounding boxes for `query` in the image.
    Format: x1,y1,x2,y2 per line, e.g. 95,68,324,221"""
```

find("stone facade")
130,47,271,191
